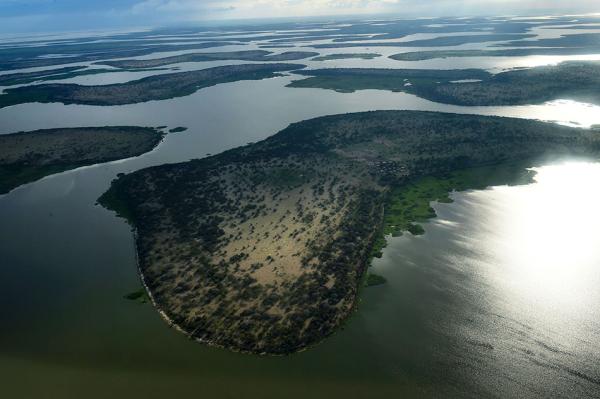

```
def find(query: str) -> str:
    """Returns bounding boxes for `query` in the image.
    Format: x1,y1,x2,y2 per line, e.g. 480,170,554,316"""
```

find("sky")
0,0,599,33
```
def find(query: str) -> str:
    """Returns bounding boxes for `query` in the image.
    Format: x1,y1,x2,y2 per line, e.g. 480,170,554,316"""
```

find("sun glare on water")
485,162,600,312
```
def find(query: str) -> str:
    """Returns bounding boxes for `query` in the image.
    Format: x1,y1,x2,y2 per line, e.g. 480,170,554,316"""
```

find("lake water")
2,18,600,398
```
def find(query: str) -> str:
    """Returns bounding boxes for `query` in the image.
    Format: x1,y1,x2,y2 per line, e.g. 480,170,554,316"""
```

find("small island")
168,127,188,133
312,53,381,61
97,50,319,69
0,126,164,194
365,273,387,287
0,63,305,109
287,61,600,106
390,47,600,61
100,111,600,355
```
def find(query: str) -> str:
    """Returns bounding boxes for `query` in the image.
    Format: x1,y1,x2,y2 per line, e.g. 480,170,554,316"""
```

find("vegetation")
0,126,163,194
496,32,600,48
0,17,592,71
310,33,534,49
375,163,535,254
390,47,600,61
0,40,235,71
97,50,318,69
124,288,149,303
169,127,188,133
287,67,491,93
100,111,600,355
288,61,600,106
365,273,387,287
0,66,170,86
0,63,305,108
312,53,381,61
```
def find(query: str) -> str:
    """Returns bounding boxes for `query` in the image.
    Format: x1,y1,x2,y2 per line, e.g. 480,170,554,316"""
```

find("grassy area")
370,163,536,259
97,177,136,225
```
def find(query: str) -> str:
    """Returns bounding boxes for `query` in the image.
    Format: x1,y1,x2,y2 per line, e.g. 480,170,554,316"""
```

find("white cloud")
129,0,406,19
126,0,600,21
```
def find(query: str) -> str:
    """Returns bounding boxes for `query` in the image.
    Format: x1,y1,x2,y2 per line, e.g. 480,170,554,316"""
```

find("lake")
1,18,600,398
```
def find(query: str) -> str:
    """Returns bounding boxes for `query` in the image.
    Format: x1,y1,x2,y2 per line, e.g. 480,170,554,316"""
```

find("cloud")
1,0,599,33
125,0,600,21
127,0,406,19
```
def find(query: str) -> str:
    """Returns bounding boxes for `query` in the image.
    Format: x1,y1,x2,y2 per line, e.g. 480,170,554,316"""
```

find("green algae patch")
124,288,149,303
365,273,387,287
169,127,188,133
378,163,536,248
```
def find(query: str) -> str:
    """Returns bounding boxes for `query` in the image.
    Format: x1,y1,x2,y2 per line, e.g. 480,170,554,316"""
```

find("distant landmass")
312,53,381,61
288,61,600,106
100,111,600,354
0,66,171,87
97,50,318,69
0,63,305,108
390,47,600,61
308,33,535,48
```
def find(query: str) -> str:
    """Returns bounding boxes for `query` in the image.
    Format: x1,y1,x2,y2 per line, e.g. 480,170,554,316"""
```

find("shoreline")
100,111,600,355
0,126,166,195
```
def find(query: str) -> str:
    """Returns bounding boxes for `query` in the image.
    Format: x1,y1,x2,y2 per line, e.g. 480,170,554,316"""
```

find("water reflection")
372,161,600,397
492,162,600,310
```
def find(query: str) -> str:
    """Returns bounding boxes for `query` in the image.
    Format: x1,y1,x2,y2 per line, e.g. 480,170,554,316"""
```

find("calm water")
2,19,600,399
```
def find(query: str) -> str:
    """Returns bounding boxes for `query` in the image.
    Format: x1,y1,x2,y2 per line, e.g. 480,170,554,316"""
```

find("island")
97,50,319,69
287,61,600,106
287,67,492,93
0,66,171,87
309,33,535,48
0,63,305,109
390,47,600,61
311,53,381,61
495,32,600,48
0,41,236,71
389,32,600,61
99,111,600,355
0,126,163,194
168,127,188,133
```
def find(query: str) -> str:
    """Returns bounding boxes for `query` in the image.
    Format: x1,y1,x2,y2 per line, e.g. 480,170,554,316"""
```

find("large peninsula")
0,126,163,194
100,111,600,354
0,63,305,108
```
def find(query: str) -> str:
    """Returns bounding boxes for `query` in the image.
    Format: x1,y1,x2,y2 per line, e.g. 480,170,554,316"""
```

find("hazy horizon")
0,0,599,34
